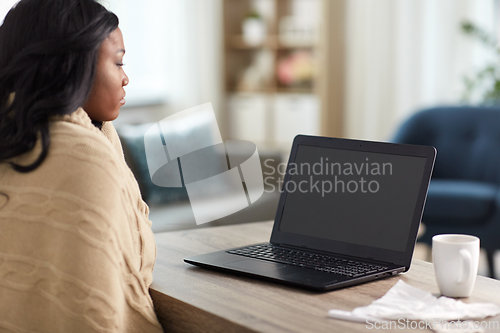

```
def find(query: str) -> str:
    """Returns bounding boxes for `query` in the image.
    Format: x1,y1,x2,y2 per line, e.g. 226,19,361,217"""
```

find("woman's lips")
119,97,126,106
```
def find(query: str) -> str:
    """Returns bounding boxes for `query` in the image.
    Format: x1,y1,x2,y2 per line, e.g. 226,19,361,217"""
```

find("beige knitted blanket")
0,108,163,332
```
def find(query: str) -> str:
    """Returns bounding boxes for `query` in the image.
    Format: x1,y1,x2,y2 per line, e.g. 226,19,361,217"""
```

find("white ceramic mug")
432,234,480,298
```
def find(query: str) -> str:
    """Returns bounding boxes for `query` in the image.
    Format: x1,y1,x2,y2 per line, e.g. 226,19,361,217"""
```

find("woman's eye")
117,62,124,67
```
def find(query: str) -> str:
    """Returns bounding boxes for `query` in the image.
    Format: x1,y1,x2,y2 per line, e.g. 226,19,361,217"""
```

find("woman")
0,0,163,331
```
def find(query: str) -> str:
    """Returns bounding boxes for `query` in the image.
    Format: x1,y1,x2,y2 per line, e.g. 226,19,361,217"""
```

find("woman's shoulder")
50,108,124,164
51,108,112,145
0,108,132,207
0,110,123,200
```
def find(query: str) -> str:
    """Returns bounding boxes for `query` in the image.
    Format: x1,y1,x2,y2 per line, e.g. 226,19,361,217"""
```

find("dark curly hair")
0,0,119,172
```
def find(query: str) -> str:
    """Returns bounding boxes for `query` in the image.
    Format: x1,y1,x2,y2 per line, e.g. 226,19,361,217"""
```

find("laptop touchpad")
224,259,286,272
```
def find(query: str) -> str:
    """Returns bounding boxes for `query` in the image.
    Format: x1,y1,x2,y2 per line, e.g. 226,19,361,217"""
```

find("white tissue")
328,280,500,323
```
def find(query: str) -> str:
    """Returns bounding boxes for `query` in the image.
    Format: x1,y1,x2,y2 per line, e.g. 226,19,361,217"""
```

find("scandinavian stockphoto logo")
144,103,264,225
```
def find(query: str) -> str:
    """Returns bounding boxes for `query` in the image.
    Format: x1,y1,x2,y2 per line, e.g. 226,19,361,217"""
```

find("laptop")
184,135,436,291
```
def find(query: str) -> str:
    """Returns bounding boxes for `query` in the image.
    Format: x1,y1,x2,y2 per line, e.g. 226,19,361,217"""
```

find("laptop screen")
278,144,427,253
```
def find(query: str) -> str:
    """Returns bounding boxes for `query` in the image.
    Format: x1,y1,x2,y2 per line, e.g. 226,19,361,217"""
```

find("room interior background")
1,0,497,145
1,0,499,276
109,0,500,147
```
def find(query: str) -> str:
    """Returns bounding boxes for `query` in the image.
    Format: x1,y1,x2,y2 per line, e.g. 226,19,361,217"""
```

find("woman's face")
83,27,128,122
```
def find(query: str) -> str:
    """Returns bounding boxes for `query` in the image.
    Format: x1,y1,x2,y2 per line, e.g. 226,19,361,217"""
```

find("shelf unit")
223,0,323,150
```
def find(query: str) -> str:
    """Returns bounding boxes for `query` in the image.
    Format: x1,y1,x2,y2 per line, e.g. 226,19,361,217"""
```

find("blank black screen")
278,145,427,252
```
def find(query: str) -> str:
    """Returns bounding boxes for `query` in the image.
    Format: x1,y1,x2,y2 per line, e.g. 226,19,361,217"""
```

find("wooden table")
150,221,500,332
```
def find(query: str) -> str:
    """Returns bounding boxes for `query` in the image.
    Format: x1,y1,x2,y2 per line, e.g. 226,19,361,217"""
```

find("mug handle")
457,249,472,284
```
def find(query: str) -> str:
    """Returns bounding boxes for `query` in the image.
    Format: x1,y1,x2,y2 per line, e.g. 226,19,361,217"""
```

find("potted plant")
242,10,266,46
460,21,500,104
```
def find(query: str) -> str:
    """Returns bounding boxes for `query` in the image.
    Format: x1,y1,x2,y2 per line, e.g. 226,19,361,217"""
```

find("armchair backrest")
392,106,500,183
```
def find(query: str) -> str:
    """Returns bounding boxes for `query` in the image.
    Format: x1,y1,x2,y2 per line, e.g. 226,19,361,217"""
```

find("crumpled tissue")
328,280,500,325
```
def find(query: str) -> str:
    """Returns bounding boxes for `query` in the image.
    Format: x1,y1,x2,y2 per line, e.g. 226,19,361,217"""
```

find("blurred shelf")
223,0,323,146
276,40,317,49
226,87,276,94
276,87,314,94
226,35,317,50
227,35,278,49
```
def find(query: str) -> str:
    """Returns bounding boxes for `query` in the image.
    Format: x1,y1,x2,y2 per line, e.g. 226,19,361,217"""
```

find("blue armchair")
392,106,500,278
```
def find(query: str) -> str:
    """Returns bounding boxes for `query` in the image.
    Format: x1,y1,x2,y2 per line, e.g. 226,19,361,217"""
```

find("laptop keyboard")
227,244,388,278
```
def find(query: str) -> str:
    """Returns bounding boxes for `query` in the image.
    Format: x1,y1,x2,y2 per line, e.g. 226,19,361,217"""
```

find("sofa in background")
116,122,283,233
392,106,500,278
